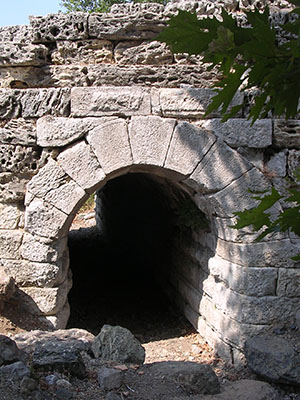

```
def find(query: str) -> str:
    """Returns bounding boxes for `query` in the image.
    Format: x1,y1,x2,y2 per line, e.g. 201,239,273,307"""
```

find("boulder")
245,335,300,386
92,325,145,365
0,335,24,366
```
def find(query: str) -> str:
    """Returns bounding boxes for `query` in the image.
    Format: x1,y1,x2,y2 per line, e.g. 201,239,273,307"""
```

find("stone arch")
21,115,299,362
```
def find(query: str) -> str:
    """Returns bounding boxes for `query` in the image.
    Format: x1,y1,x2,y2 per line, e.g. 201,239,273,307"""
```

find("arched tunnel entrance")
67,172,211,341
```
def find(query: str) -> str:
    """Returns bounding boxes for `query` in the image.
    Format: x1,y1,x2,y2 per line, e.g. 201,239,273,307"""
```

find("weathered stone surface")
129,116,176,166
0,230,23,259
266,151,287,177
37,116,100,147
92,325,145,365
0,335,24,366
52,39,113,65
164,121,216,176
0,361,30,381
296,309,300,328
25,198,71,239
87,118,132,174
0,42,48,67
21,233,67,263
71,86,151,117
203,379,279,400
110,2,164,16
98,366,123,390
0,119,36,145
32,340,86,378
187,140,252,193
89,13,167,41
0,25,33,43
115,40,173,65
277,268,300,297
154,88,243,118
198,119,272,148
0,144,41,174
21,272,72,316
45,300,70,330
0,202,22,229
245,336,300,386
288,149,300,179
30,13,88,43
274,119,300,149
195,168,271,218
0,173,30,202
0,265,16,308
0,88,70,119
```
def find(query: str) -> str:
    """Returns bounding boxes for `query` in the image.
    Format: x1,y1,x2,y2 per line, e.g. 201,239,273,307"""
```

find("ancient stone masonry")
0,0,299,365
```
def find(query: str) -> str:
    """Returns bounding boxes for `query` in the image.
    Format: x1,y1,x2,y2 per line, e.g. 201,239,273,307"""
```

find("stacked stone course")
0,0,299,364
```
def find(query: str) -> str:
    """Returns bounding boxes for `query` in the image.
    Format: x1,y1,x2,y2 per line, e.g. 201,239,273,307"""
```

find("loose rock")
98,366,123,390
0,335,24,366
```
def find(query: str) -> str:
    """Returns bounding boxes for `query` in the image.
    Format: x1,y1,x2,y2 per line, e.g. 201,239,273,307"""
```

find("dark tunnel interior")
67,173,195,342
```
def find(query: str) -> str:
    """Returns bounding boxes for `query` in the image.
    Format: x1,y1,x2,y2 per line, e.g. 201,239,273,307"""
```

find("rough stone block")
37,116,100,147
208,255,277,296
187,140,252,193
0,203,21,229
194,167,271,218
25,198,71,239
288,149,300,180
0,90,21,118
0,43,48,67
0,230,23,259
0,144,41,175
21,233,67,263
52,39,113,65
115,40,173,65
71,87,151,117
266,151,287,177
215,238,300,268
154,88,243,118
277,268,300,297
164,121,216,176
86,118,132,174
0,119,36,146
46,300,70,330
21,272,72,315
274,120,300,149
198,119,272,148
129,116,176,166
88,14,167,41
57,140,106,193
98,367,123,390
30,13,88,43
0,25,33,44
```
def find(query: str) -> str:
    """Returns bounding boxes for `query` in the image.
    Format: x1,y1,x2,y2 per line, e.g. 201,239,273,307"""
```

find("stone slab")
129,116,176,166
71,87,151,117
57,140,106,193
197,119,272,148
0,43,48,67
164,121,216,176
0,230,23,259
187,140,252,193
86,118,132,174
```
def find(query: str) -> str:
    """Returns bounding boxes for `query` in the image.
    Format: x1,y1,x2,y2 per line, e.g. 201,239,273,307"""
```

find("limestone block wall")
0,0,299,364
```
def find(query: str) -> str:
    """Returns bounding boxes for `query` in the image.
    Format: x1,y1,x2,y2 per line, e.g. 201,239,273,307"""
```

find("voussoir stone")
92,325,145,365
245,335,300,386
71,86,151,117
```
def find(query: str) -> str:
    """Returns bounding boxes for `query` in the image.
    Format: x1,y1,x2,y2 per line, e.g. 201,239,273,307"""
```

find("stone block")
46,301,70,330
30,13,88,43
71,87,151,117
0,25,33,43
25,198,71,239
21,272,72,315
52,39,113,65
198,119,272,148
86,118,132,174
21,233,67,263
201,277,299,325
0,90,21,118
115,40,173,65
208,255,277,296
277,268,300,297
0,43,48,67
98,367,123,390
164,121,216,176
0,119,36,146
266,151,287,177
187,140,252,193
194,167,271,218
88,14,167,41
129,116,176,166
57,140,106,193
154,88,243,118
215,238,300,268
177,277,201,314
0,173,29,202
37,116,99,147
273,120,300,149
0,203,21,229
0,230,23,259
0,144,41,175
287,149,300,180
